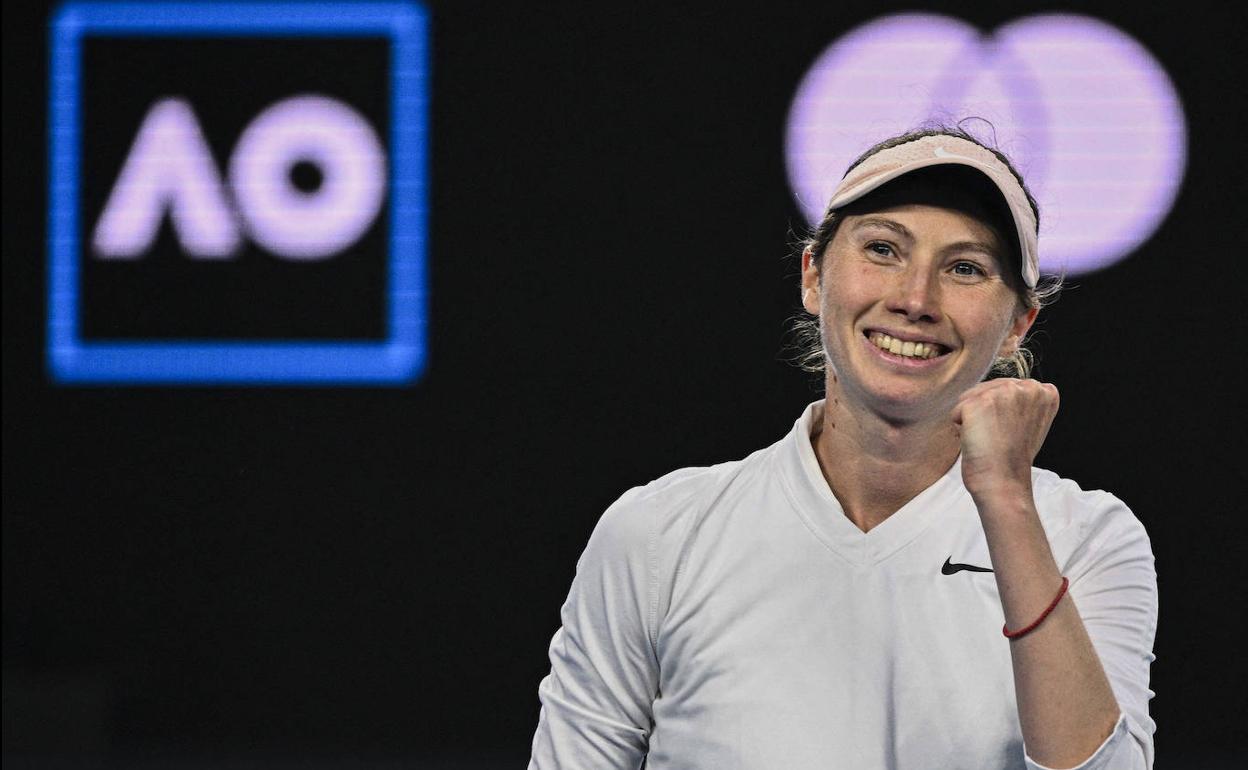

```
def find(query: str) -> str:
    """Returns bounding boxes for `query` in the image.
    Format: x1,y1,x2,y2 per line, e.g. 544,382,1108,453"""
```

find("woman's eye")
952,261,985,277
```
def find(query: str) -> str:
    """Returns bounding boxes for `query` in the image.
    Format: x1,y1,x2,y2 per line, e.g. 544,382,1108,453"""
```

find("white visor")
825,135,1039,288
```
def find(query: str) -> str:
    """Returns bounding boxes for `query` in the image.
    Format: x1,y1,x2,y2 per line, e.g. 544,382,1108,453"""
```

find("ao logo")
48,1,428,385
95,94,386,261
785,13,1186,277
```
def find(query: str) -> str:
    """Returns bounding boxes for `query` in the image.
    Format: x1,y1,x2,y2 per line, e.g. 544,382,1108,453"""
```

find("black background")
4,0,1247,766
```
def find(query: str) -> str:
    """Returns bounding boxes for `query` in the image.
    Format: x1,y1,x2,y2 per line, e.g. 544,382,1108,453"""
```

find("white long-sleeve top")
530,400,1158,769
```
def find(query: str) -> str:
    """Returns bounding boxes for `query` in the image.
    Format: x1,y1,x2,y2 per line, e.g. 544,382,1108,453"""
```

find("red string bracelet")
1003,576,1069,640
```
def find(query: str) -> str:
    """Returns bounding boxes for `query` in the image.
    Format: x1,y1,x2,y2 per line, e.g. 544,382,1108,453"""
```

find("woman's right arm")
528,488,660,769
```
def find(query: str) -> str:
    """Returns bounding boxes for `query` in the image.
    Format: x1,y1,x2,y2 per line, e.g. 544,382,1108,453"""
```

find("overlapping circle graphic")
785,13,1186,276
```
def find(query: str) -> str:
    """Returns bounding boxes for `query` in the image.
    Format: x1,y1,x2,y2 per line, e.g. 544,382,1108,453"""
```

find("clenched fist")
952,378,1060,504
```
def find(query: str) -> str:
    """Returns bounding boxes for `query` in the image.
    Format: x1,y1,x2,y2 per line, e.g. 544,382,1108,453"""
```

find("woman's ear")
801,248,821,315
998,306,1039,357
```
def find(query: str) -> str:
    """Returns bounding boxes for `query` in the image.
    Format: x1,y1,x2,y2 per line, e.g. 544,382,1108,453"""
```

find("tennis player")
528,127,1157,769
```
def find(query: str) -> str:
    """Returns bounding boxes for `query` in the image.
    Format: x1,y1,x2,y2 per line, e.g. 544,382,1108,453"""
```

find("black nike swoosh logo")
941,556,994,575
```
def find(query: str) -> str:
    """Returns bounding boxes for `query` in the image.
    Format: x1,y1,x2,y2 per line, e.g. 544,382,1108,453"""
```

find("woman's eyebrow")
940,240,1001,259
851,217,913,240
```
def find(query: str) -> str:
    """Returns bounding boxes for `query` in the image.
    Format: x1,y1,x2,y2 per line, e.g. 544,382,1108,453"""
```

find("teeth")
869,332,942,359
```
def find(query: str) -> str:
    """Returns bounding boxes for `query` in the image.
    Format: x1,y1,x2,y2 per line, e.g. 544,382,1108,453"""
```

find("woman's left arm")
954,379,1157,769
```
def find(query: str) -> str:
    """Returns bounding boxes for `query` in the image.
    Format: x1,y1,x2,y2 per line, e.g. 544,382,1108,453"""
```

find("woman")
528,128,1157,769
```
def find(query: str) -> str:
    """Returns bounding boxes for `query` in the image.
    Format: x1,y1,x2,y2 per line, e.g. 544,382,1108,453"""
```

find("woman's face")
801,202,1037,424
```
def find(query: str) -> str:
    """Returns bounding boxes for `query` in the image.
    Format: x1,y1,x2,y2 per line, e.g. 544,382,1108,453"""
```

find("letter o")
229,94,386,260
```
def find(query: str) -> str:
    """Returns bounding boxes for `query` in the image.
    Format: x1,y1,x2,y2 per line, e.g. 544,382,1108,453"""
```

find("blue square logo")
48,2,429,385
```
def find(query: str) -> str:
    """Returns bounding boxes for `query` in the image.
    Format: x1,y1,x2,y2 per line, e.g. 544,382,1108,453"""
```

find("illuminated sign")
48,1,428,384
94,95,387,262
785,13,1186,277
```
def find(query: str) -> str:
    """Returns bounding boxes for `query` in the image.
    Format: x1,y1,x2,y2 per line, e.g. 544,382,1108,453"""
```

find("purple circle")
784,12,1187,277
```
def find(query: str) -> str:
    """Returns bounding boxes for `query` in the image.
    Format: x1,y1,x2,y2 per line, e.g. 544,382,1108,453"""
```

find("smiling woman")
791,129,1064,381
529,127,1158,770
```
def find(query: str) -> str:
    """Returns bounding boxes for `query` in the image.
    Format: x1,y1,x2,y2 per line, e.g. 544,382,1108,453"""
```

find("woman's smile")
863,329,950,363
859,331,949,369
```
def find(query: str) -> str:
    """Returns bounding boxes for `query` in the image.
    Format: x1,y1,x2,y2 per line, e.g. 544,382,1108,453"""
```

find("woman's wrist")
968,479,1035,516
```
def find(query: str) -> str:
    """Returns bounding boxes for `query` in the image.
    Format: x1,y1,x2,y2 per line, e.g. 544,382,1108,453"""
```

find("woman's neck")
810,377,961,533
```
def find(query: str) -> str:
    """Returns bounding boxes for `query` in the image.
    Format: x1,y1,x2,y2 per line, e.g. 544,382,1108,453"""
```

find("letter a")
92,98,240,259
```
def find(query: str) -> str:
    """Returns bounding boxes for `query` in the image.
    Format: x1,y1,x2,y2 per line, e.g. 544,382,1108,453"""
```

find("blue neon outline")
47,1,429,385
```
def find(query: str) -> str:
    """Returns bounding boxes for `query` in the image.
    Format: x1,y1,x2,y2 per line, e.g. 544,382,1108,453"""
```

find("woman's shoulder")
630,449,766,506
1029,466,1153,562
590,443,778,557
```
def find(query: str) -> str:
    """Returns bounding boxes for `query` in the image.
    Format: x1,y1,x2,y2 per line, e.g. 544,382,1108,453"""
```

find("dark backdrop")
4,0,1246,766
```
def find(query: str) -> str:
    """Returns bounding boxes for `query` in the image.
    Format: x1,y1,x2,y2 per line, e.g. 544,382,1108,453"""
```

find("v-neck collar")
776,400,967,568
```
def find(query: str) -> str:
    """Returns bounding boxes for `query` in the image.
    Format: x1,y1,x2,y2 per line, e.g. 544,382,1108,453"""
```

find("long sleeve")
1024,493,1158,769
529,488,660,769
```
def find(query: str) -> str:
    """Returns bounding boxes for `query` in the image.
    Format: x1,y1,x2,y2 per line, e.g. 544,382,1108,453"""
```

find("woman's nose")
886,266,942,323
